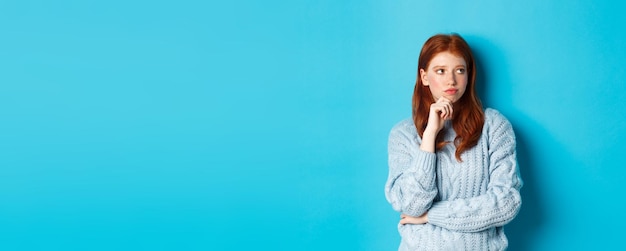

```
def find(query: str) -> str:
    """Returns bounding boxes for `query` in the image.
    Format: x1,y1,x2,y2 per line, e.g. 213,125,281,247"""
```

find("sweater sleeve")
384,121,438,217
427,111,523,232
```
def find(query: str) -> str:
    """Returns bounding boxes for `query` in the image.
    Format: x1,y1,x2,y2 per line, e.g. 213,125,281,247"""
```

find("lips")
444,89,458,95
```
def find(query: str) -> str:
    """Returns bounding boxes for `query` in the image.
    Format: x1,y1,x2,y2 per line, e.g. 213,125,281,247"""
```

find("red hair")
412,34,484,161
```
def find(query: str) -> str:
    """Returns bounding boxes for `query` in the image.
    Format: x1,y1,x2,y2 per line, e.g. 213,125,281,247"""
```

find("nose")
447,72,456,86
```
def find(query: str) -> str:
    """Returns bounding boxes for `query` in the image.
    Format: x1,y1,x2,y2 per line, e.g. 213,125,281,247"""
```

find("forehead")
429,51,466,67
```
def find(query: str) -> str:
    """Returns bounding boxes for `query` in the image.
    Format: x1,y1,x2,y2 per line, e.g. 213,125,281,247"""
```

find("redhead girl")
385,34,522,250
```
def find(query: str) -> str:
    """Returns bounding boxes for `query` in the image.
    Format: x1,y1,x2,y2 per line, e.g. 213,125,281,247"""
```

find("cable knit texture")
385,108,522,251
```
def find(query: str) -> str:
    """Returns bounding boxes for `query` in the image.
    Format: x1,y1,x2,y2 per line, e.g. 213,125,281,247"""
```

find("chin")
442,96,460,103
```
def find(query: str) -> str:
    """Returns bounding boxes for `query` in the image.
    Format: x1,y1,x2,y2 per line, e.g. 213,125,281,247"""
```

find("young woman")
385,34,522,250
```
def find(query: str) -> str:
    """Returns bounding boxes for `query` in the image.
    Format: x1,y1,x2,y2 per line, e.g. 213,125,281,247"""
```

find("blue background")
1,0,625,250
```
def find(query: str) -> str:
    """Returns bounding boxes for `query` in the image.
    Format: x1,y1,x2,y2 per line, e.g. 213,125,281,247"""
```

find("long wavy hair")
412,34,484,162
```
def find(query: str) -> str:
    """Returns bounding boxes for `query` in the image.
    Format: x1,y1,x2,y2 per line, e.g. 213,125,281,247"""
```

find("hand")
425,97,453,134
400,212,429,225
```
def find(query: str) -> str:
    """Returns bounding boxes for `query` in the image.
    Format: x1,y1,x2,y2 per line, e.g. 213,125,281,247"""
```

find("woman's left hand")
400,212,429,225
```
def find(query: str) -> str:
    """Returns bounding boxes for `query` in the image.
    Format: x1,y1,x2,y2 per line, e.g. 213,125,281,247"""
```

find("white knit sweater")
385,108,523,251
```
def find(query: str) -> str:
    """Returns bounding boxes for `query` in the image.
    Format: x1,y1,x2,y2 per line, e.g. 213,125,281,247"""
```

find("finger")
400,218,414,225
446,104,454,118
433,105,445,117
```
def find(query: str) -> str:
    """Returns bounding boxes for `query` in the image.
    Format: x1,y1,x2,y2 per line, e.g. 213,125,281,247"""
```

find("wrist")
422,129,438,141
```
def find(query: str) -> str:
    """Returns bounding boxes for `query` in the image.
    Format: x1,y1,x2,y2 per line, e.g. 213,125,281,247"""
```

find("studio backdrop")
0,0,624,250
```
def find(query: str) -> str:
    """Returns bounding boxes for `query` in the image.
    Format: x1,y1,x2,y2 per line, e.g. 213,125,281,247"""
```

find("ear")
419,69,429,86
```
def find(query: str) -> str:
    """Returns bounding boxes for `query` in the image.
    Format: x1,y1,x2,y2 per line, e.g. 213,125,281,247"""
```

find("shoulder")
389,118,418,142
484,108,512,129
483,108,516,140
485,108,508,122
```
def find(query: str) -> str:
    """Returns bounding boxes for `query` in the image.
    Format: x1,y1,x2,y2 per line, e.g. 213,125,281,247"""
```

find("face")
420,51,468,103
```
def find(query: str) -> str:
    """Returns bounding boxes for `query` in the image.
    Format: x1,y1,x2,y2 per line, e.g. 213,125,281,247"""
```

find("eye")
435,69,445,74
456,68,466,74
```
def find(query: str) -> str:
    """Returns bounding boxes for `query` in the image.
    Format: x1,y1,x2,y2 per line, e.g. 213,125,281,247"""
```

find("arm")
384,121,438,217
427,112,523,232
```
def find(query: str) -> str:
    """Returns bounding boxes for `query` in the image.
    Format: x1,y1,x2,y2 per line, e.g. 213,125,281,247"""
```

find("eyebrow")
431,65,467,68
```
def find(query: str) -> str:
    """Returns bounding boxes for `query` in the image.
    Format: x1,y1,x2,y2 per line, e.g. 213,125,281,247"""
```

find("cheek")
455,76,469,96
458,76,468,89
428,76,442,87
